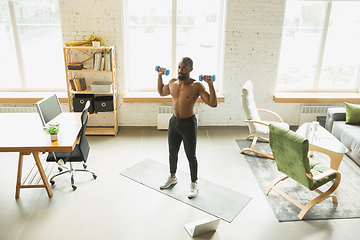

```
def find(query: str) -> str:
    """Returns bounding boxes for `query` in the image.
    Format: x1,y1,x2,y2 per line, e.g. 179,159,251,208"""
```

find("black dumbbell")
199,75,215,82
155,66,170,76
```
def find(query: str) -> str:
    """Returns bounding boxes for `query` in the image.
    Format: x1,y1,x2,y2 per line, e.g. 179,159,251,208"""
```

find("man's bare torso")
169,78,201,119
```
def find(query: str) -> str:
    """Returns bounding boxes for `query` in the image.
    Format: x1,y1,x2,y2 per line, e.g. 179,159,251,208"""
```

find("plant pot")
92,41,100,47
50,134,58,142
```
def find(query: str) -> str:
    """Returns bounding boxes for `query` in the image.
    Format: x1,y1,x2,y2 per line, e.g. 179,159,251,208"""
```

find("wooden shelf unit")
69,88,114,95
63,46,118,136
68,68,112,73
85,126,118,136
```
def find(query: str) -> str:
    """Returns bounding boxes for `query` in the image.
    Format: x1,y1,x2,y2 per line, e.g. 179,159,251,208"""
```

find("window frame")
276,0,360,93
1,0,65,92
122,0,225,93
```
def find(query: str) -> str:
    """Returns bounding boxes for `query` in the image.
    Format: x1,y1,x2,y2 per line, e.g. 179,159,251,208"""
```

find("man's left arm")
198,77,217,108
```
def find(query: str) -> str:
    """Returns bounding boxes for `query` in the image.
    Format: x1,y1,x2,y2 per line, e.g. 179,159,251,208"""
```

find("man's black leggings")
168,114,198,182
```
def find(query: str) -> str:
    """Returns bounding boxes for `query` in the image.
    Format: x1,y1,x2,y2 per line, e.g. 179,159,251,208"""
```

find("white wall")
57,0,302,126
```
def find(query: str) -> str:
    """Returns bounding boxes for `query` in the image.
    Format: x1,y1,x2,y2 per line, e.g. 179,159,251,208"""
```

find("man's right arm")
157,68,171,96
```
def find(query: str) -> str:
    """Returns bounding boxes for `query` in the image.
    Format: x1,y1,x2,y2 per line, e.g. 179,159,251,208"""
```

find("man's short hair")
181,57,193,68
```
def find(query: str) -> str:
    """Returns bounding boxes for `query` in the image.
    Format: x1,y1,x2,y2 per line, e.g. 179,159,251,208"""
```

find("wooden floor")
0,126,359,240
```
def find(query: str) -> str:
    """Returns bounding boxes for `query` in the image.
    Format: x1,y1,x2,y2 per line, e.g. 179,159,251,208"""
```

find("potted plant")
47,124,59,141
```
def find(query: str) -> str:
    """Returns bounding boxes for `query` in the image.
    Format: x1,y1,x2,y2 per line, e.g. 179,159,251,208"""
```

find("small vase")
92,41,100,47
50,134,58,142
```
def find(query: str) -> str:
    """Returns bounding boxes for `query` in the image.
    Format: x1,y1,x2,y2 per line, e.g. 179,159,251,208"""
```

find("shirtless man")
157,57,217,198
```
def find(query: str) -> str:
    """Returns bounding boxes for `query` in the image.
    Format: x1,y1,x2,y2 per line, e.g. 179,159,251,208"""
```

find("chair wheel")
93,174,97,180
83,164,87,169
58,167,63,172
72,185,77,191
50,180,55,186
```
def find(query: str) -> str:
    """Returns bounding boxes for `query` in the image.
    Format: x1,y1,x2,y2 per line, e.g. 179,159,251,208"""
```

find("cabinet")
63,46,118,136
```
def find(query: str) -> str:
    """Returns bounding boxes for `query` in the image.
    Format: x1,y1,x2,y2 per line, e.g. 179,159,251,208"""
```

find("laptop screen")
184,218,220,237
35,94,63,127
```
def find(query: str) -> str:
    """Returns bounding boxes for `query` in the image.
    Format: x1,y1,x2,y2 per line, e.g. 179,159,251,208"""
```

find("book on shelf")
93,52,102,71
69,78,76,91
78,78,86,91
79,78,86,91
68,62,83,70
68,62,83,66
103,52,112,71
68,66,83,70
100,57,105,71
70,77,86,91
75,78,81,91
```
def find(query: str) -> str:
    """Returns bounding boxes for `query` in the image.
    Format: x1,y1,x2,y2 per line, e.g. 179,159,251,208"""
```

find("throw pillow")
344,102,360,124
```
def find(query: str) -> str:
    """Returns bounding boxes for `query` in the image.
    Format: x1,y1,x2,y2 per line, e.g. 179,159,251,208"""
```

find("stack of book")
68,62,83,70
69,78,87,91
93,52,112,71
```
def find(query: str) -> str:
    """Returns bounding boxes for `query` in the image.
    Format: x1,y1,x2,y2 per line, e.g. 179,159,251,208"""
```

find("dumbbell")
199,75,216,82
155,66,170,76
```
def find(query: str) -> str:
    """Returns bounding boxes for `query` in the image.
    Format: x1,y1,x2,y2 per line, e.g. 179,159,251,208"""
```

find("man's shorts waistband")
172,114,196,122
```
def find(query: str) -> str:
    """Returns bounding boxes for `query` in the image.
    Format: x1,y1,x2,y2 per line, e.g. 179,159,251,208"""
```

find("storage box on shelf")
73,94,95,114
94,96,113,112
91,81,112,92
63,45,118,136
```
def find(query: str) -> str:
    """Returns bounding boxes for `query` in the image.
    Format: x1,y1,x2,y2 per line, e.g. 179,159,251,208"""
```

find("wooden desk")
0,113,82,198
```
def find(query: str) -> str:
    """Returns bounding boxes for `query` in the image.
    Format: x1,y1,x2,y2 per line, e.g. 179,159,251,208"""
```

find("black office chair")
47,101,97,190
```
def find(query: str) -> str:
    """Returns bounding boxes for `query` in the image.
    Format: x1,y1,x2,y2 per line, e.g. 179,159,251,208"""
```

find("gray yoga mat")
120,158,252,223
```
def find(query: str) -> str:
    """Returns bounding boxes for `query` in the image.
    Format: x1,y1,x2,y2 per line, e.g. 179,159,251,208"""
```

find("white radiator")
0,107,37,113
298,105,332,126
157,106,199,130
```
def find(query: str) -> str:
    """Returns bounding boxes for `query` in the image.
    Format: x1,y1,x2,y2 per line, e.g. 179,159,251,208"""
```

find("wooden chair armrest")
244,119,269,126
258,108,283,122
306,169,340,181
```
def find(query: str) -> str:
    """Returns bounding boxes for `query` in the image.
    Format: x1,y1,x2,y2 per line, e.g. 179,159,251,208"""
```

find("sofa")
325,107,360,165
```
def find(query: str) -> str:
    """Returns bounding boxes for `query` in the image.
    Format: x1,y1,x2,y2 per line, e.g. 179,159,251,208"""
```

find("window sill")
273,92,360,103
123,92,225,103
0,92,68,103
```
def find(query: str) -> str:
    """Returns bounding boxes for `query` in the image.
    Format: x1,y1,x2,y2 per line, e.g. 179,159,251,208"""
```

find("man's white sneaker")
187,182,199,198
160,176,178,189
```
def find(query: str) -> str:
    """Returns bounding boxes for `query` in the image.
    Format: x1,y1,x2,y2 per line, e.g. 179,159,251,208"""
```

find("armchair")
241,80,288,159
265,123,341,220
46,101,97,191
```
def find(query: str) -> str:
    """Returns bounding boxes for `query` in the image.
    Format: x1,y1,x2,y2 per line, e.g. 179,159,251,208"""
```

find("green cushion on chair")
309,158,336,190
269,123,336,191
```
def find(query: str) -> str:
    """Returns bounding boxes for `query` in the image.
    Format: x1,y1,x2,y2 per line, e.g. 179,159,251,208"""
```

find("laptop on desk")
184,218,220,237
35,94,63,128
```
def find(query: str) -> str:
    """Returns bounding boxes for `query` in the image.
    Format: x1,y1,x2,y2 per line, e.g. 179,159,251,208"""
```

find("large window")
0,0,65,91
276,1,360,92
124,0,224,91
